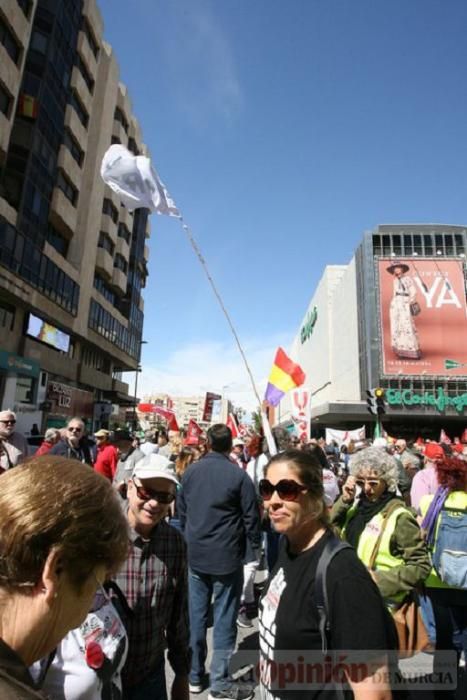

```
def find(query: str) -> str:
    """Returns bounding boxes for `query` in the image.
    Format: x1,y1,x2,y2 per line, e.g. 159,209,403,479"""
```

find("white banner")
100,145,179,216
290,388,311,442
325,426,366,446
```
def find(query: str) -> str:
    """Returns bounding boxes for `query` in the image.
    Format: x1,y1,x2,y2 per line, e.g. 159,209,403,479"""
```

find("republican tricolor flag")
264,348,306,407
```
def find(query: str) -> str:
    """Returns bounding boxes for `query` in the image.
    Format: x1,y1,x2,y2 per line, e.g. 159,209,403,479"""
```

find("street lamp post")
132,340,147,432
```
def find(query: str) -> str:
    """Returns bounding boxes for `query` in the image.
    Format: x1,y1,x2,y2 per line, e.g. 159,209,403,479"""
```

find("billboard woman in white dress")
387,262,421,359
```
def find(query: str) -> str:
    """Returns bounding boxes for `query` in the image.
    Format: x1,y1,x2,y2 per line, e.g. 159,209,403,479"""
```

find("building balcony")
112,120,127,146
116,235,130,260
77,30,98,81
24,338,78,382
111,268,127,296
103,184,122,212
70,66,93,115
116,83,132,123
0,112,11,165
2,1,30,50
0,43,21,99
139,296,144,313
78,364,112,391
119,205,133,231
57,145,82,191
144,244,149,262
82,0,103,43
95,247,113,280
112,377,129,395
49,187,77,239
100,212,118,245
64,104,87,152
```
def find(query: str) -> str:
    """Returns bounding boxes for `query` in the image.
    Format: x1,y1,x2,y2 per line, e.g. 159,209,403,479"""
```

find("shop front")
45,380,94,431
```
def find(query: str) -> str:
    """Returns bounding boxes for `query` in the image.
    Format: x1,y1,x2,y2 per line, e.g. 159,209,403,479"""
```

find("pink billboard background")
378,258,467,376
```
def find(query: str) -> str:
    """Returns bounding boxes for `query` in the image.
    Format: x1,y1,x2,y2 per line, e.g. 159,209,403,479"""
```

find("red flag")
185,419,203,445
153,406,179,432
439,429,452,445
137,402,154,413
226,413,239,438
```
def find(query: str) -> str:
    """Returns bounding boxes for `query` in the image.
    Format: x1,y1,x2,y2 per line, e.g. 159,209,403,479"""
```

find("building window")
16,0,32,18
128,137,139,155
111,135,120,145
0,216,80,315
102,198,118,224
88,299,139,359
0,302,15,330
114,107,129,133
118,223,131,245
82,344,110,373
69,90,89,128
81,17,99,59
57,170,78,206
94,273,115,304
63,128,84,166
30,29,48,54
75,53,94,93
47,224,69,257
98,231,115,255
15,376,35,404
114,254,128,274
0,82,11,117
0,15,21,64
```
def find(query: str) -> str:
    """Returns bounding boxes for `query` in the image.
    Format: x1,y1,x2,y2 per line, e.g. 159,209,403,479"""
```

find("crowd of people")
0,407,465,700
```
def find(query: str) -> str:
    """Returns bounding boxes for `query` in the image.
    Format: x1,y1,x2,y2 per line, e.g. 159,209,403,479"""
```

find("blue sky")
98,0,467,410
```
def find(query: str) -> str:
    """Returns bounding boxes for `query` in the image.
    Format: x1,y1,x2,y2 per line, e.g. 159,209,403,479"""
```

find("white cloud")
136,332,293,413
159,1,243,126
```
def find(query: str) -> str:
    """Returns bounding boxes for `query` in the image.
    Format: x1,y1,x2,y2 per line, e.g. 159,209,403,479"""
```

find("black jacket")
49,438,93,465
177,451,261,575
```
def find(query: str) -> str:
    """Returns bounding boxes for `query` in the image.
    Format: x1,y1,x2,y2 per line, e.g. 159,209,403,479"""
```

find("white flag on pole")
100,144,180,217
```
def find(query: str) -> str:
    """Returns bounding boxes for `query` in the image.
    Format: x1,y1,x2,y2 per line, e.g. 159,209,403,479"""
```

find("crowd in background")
0,406,465,700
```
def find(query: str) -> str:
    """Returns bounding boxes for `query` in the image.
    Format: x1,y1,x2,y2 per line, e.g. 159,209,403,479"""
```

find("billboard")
27,313,70,353
378,258,467,377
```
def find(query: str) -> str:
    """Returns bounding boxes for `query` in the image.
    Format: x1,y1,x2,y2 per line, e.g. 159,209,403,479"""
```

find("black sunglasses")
132,480,175,504
0,420,16,425
259,478,308,502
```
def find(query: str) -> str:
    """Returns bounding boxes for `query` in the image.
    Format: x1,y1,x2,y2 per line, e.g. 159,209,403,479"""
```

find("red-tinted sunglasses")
132,480,175,504
259,478,308,502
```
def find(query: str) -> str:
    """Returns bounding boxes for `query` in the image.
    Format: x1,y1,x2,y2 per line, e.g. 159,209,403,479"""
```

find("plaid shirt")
112,518,190,687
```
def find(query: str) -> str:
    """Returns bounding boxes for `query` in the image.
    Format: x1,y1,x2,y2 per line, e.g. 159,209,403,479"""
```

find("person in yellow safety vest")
331,446,431,605
419,456,467,693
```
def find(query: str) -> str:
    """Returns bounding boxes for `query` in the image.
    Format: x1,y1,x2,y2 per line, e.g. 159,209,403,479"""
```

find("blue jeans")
189,567,243,692
123,656,167,700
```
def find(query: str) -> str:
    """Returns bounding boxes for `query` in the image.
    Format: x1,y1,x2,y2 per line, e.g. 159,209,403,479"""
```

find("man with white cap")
0,409,28,471
229,437,246,469
112,453,190,700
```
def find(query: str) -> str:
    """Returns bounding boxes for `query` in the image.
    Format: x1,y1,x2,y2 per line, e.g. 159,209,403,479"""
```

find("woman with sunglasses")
258,449,395,700
331,447,430,607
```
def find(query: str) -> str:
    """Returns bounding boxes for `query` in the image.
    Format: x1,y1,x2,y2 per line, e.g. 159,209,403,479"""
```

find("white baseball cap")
132,453,179,484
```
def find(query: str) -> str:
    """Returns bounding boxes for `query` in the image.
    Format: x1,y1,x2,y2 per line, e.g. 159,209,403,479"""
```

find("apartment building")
0,0,150,434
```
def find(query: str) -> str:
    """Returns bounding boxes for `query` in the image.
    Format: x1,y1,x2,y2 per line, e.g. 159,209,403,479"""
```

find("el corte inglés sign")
386,387,467,414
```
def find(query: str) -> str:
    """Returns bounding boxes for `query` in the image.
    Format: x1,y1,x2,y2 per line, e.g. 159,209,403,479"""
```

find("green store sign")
300,306,318,345
386,387,467,415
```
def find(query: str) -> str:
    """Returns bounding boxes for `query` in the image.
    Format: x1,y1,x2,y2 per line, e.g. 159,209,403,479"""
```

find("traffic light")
366,388,386,416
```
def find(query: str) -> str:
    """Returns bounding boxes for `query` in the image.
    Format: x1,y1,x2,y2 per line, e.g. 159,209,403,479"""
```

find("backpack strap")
314,534,353,654
104,580,133,621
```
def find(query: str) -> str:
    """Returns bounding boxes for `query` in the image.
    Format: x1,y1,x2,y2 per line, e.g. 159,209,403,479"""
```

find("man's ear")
39,548,62,603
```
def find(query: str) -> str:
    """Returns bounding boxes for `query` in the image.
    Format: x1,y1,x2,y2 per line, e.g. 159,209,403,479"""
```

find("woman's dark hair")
435,456,466,491
301,442,328,471
175,447,195,478
247,435,262,458
266,449,327,523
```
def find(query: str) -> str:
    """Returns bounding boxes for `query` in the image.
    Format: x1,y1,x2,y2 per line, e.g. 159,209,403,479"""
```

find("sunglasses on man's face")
68,427,82,433
258,478,308,502
132,480,175,504
0,420,16,425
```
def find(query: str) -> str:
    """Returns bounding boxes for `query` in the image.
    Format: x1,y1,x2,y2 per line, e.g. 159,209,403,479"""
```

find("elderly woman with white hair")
331,447,430,606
